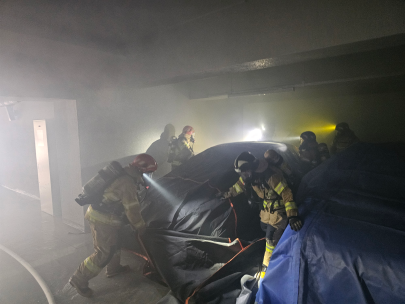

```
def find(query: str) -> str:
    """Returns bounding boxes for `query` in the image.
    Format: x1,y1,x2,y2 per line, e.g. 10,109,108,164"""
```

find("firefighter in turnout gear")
168,125,195,170
264,149,296,189
330,122,360,155
299,131,321,171
69,154,157,298
221,176,246,199
234,152,302,276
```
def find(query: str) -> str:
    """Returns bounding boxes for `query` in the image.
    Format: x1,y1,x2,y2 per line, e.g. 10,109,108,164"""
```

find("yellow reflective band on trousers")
284,201,297,211
266,243,275,253
86,206,122,227
274,182,286,195
84,257,102,274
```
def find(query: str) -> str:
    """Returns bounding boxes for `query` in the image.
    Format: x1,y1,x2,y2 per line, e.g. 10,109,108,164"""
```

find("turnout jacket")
85,166,145,229
170,134,194,167
330,131,360,155
251,166,298,225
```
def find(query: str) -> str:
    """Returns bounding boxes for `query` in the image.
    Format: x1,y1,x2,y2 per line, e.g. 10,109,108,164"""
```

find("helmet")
335,122,349,133
130,154,158,173
317,143,329,153
234,152,259,173
300,131,316,142
182,125,194,135
264,149,282,165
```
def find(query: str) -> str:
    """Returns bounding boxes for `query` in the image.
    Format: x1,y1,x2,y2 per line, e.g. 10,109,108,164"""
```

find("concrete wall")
0,99,85,229
0,101,54,197
77,85,194,168
0,85,195,196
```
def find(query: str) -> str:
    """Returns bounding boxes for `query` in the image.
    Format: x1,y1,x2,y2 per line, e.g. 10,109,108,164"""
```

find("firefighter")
69,154,158,298
145,124,175,179
317,143,331,163
234,152,303,275
330,122,360,155
299,131,321,171
168,125,195,170
264,149,295,188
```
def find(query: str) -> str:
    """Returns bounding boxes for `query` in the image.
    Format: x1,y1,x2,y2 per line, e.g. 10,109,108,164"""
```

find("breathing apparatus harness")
168,135,194,164
75,162,150,217
253,175,284,214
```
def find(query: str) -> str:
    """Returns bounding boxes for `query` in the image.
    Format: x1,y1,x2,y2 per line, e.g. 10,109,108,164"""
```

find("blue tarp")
256,143,405,304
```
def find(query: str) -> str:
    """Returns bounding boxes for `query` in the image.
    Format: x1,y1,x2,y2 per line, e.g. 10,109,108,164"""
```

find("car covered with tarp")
129,141,304,304
83,141,405,304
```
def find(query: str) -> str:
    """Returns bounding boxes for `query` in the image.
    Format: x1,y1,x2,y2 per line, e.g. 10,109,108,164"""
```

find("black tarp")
137,142,303,303
141,142,303,236
84,141,405,303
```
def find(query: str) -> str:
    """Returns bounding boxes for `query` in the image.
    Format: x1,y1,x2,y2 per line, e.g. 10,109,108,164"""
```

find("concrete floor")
0,188,169,304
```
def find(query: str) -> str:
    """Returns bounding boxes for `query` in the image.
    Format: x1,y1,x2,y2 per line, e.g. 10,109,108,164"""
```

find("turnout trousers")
71,221,122,287
260,209,288,267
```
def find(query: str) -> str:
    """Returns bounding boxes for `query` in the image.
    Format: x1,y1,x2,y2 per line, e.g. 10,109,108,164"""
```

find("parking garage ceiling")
0,0,244,54
0,0,404,92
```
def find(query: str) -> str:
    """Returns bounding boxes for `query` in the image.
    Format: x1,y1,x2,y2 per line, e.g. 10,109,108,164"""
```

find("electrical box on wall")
0,100,20,121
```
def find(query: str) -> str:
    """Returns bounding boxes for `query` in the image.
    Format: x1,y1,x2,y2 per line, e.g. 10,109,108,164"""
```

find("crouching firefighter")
234,152,303,277
69,154,157,297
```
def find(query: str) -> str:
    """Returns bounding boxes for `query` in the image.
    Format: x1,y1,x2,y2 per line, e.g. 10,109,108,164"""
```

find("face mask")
141,172,154,189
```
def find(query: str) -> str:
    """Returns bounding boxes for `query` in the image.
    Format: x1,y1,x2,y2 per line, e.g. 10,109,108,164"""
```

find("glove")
288,216,303,231
215,191,230,200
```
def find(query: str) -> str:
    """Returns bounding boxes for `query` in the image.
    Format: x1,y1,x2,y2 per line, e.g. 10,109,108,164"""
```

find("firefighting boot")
69,275,93,298
260,264,268,281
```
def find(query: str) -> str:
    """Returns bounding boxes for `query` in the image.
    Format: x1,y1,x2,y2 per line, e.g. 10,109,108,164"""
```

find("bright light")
308,124,336,133
261,125,265,131
284,136,301,141
274,143,287,152
244,128,263,141
318,124,336,132
143,174,177,205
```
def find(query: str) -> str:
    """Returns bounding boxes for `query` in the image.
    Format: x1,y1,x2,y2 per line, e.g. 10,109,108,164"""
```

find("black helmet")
300,131,316,142
234,152,259,173
335,122,349,133
264,149,283,166
317,143,329,152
